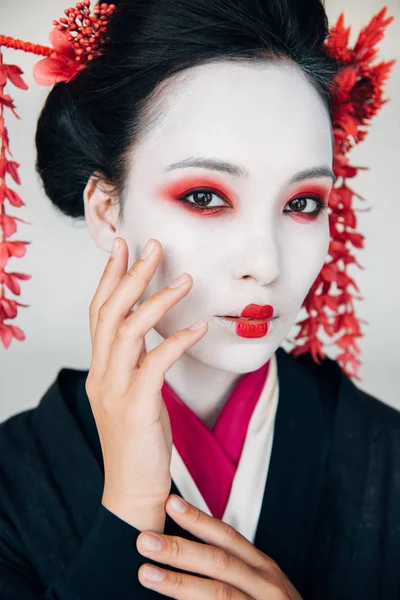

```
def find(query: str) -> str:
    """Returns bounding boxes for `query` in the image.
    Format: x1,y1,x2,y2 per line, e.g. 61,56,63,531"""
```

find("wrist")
101,493,167,533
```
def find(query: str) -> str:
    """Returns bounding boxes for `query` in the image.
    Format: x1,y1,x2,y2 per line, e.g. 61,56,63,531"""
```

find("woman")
1,0,399,598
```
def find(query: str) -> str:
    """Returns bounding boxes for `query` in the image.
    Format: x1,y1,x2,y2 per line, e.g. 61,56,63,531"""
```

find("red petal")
7,240,30,259
375,59,397,84
354,7,394,60
291,341,311,357
49,27,76,60
33,57,79,86
1,214,17,237
2,272,31,296
323,321,335,336
329,240,347,256
344,317,361,336
9,272,31,280
4,273,21,295
343,209,357,229
0,157,6,178
1,125,11,155
6,161,21,184
10,325,26,341
0,65,7,87
320,262,339,282
0,242,9,269
325,295,341,311
0,298,17,319
337,185,354,210
0,93,17,110
310,338,324,364
339,113,360,138
5,65,29,90
336,272,360,292
4,187,25,208
15,301,30,308
347,232,364,248
336,66,357,98
0,324,13,349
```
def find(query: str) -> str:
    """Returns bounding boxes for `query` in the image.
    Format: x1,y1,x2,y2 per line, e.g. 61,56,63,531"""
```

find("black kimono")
1,346,400,599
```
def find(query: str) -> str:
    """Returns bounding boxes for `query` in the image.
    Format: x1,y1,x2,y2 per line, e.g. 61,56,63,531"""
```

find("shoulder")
0,407,38,481
0,369,89,564
0,406,45,567
0,373,66,515
0,373,58,456
0,366,85,455
276,345,400,434
0,409,43,520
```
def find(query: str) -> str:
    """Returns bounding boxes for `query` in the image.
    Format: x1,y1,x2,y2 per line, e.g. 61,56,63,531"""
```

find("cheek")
283,220,330,289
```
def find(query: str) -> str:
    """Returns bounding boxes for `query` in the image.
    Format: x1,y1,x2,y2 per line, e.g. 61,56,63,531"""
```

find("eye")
283,195,327,216
178,187,229,210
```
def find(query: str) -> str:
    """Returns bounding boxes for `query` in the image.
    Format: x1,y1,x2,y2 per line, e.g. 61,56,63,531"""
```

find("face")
116,60,334,374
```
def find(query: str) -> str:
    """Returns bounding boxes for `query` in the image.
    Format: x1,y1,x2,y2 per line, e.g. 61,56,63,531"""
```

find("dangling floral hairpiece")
289,7,395,379
0,0,116,87
0,1,116,349
0,3,396,382
34,0,116,85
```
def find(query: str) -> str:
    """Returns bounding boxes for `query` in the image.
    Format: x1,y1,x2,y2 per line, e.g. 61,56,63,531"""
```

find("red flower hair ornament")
0,3,396,380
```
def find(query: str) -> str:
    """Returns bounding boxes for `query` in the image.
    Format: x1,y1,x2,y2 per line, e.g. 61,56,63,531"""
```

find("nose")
234,230,280,286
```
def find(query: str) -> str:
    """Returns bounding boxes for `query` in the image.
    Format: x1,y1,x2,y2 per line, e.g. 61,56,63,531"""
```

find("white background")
1,0,399,421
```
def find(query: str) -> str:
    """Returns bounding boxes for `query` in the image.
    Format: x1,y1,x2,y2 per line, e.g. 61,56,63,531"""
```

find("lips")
215,308,276,338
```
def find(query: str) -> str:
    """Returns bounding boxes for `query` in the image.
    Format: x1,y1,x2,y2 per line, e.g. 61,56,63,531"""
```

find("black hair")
35,0,344,221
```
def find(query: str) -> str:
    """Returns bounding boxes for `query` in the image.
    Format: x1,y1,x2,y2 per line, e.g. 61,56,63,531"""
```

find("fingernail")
141,239,155,260
168,273,189,288
111,238,120,257
144,565,165,581
169,495,187,513
141,533,163,551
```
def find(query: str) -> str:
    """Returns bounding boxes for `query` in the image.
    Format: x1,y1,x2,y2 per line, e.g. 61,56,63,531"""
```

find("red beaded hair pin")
1,0,116,86
0,3,396,381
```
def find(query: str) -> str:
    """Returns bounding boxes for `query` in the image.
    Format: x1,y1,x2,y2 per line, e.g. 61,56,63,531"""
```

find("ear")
83,173,121,253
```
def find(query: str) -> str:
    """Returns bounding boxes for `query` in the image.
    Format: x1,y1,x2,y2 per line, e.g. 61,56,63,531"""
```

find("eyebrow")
164,157,337,184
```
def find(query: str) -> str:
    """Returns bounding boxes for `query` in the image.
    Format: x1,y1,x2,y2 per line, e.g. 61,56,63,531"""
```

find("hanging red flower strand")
0,1,116,350
0,3,396,384
290,6,396,380
0,52,33,349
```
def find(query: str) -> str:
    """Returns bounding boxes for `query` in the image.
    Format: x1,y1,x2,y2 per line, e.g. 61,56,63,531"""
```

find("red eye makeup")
283,182,330,222
155,175,238,216
155,176,330,221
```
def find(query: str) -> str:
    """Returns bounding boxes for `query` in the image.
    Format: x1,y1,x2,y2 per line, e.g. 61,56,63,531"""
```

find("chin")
183,321,287,374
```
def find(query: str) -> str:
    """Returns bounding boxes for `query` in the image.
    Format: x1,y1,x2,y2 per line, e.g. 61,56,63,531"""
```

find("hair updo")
35,0,343,221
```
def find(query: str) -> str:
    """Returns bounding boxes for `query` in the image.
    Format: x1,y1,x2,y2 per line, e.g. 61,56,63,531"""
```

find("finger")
106,272,195,393
163,500,298,599
90,238,162,378
88,236,128,347
165,496,269,572
137,336,146,368
138,564,252,600
137,533,267,599
128,320,208,423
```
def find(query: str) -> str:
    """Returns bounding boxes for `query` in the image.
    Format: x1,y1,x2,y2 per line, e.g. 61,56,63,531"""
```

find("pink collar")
161,360,271,519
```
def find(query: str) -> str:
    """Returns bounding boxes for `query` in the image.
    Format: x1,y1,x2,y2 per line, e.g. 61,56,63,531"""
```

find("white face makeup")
117,60,334,376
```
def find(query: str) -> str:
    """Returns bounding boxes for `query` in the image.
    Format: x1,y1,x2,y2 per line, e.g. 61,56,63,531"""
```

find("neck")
144,328,242,429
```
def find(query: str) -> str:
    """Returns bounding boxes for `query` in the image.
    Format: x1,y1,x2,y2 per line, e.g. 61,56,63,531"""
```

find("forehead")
136,60,333,173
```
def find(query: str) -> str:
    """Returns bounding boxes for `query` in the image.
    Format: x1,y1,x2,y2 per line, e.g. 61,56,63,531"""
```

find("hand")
86,237,208,530
136,494,303,599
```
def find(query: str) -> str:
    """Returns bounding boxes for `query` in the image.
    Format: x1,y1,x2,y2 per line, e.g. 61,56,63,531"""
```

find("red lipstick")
215,304,275,338
240,304,274,319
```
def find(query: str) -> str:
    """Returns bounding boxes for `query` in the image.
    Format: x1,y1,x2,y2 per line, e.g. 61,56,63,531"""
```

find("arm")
1,505,168,599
